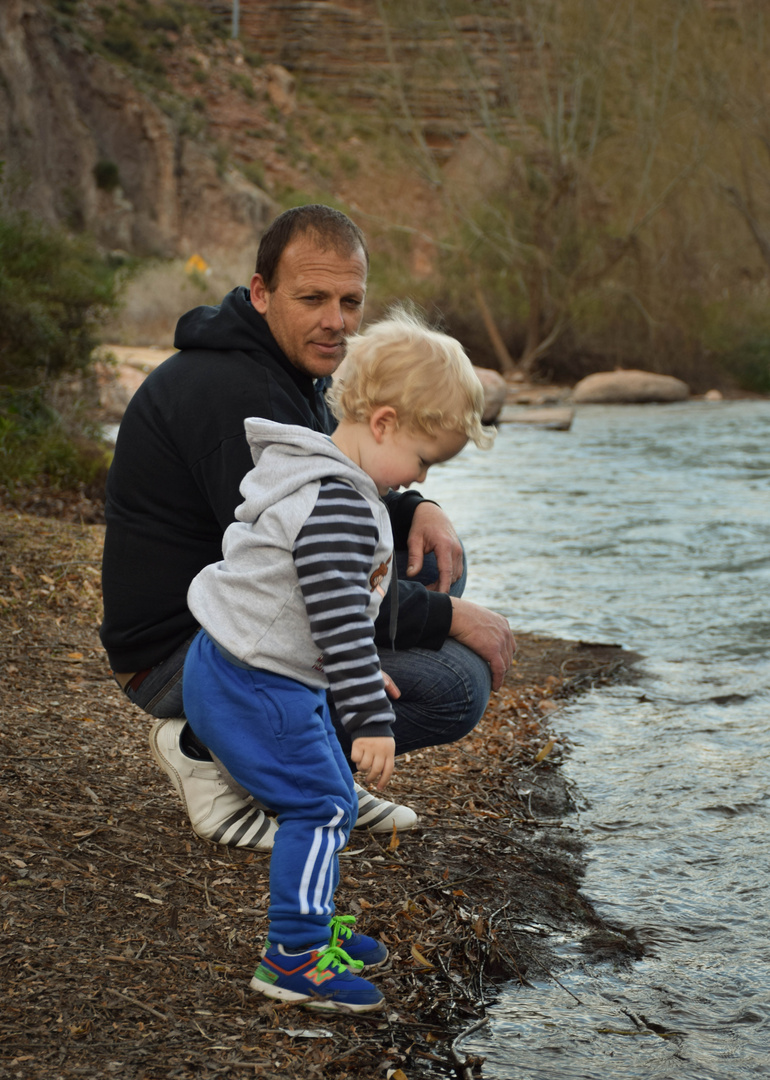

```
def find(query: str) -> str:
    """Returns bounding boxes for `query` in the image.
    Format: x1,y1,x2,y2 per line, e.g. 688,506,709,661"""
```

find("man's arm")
373,578,452,652
383,492,464,594
404,501,464,592
380,494,513,683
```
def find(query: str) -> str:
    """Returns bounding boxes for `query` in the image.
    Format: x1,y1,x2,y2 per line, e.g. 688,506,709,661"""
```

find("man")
100,204,515,851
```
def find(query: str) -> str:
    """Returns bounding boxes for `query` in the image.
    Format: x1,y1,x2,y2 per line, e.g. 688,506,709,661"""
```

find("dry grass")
101,256,254,348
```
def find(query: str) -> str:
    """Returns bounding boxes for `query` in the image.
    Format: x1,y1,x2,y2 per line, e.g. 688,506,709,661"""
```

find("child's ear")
369,406,399,443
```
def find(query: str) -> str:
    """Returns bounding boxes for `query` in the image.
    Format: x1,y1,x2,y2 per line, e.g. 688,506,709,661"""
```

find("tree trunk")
519,268,544,377
473,282,516,374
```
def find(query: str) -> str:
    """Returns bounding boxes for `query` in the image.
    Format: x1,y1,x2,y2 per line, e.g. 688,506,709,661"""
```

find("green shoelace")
329,913,358,946
314,941,363,973
263,915,364,971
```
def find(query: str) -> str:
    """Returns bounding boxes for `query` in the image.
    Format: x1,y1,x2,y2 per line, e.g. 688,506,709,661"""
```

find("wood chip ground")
0,507,642,1080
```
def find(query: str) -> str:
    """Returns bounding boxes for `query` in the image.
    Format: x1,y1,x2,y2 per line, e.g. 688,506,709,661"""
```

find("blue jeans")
124,550,491,761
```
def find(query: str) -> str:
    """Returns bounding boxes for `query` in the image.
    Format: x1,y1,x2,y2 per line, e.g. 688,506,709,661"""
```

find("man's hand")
449,597,516,691
351,736,396,790
382,672,401,699
406,502,464,593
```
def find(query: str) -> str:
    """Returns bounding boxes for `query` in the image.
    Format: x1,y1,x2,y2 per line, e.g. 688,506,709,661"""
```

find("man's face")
250,234,367,379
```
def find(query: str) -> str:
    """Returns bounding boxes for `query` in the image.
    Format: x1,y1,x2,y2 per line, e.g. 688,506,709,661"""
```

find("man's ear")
369,406,399,443
250,273,269,315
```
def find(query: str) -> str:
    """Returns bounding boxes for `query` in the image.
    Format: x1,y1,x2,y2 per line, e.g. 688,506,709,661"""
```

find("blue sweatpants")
182,630,357,951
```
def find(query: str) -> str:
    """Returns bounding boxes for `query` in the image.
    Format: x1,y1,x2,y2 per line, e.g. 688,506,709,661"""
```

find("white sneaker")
352,782,418,833
149,718,278,850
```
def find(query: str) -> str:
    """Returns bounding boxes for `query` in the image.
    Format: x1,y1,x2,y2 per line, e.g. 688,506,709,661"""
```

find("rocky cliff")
0,0,534,261
0,0,275,261
232,0,537,157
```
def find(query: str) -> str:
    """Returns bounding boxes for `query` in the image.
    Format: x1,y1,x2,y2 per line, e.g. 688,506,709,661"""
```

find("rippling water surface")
419,400,770,1080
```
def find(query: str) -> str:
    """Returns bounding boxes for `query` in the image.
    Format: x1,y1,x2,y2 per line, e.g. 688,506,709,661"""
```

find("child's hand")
350,736,396,790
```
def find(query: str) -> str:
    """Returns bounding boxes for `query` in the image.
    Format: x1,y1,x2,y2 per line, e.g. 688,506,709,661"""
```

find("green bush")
0,210,119,493
0,212,118,388
697,298,770,394
93,159,121,192
0,388,109,493
229,72,257,100
241,161,266,190
103,26,143,66
714,337,770,395
140,12,181,33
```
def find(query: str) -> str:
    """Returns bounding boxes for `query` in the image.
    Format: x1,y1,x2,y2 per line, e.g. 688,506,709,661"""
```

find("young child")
182,308,495,1012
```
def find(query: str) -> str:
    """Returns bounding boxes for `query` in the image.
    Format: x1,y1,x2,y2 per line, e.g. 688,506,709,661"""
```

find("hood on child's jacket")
236,418,381,523
187,415,394,709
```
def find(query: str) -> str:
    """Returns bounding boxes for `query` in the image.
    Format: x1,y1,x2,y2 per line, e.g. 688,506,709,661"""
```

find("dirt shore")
0,509,642,1080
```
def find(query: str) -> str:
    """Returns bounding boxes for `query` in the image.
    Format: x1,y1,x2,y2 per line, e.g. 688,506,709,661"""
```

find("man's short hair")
255,204,369,289
328,306,495,450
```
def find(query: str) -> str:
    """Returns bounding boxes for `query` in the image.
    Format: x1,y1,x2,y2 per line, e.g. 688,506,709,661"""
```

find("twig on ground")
450,1016,489,1079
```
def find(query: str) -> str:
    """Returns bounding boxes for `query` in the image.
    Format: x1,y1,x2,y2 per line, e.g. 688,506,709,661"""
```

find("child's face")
366,423,468,495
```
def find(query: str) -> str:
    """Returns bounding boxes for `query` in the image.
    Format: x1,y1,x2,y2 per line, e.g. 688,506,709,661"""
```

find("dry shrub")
101,253,255,346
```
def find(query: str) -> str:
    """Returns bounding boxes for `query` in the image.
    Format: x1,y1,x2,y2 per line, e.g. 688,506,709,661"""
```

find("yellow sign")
185,254,208,275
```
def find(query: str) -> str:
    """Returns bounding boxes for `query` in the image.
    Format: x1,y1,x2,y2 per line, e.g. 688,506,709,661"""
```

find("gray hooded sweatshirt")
188,419,395,740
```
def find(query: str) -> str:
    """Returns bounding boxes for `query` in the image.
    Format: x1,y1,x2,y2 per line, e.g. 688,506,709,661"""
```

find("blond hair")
328,307,495,449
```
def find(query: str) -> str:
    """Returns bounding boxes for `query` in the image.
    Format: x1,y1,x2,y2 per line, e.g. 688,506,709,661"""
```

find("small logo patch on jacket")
369,557,392,594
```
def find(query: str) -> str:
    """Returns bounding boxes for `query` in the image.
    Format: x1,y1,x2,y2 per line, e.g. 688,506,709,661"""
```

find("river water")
418,400,770,1080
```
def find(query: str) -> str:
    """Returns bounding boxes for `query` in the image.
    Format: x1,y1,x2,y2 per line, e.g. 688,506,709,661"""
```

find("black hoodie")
100,287,453,673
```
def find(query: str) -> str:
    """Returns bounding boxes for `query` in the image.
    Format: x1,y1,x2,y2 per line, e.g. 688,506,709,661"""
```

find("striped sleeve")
292,478,394,739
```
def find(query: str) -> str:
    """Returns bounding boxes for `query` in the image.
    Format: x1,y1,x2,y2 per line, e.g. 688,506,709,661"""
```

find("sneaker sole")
249,976,385,1012
148,720,188,810
354,952,389,971
353,812,418,832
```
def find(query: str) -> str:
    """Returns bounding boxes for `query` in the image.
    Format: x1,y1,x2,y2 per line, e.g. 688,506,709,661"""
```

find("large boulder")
473,366,507,423
573,369,690,404
499,406,574,430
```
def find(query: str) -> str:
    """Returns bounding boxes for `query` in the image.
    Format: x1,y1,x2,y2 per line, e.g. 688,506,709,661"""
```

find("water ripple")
421,401,770,1080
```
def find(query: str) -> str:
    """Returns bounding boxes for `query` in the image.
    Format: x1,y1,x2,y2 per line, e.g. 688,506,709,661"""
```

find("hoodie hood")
174,286,267,354
187,415,394,704
236,418,380,523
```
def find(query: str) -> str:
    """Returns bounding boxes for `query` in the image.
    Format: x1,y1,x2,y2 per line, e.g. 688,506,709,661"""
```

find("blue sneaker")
329,914,388,968
250,942,385,1012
